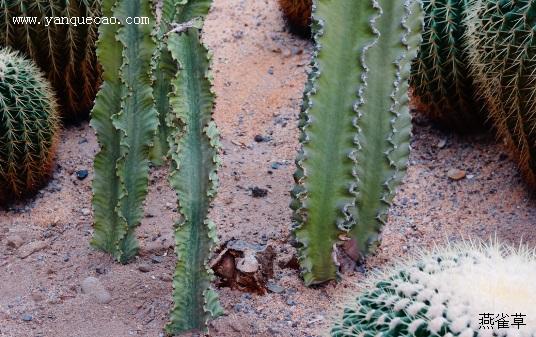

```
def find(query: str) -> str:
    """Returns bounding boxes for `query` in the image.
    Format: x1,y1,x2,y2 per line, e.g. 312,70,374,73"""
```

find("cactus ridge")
466,0,536,188
0,0,101,122
90,0,157,263
163,0,223,334
331,241,536,336
411,0,485,131
0,48,60,204
349,0,421,260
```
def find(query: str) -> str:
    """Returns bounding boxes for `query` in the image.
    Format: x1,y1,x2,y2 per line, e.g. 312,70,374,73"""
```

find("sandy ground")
2,0,536,336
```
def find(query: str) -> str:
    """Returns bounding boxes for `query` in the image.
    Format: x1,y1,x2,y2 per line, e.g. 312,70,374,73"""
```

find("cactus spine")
0,0,101,121
0,48,60,204
291,0,421,286
466,0,536,188
90,0,157,263
163,1,223,334
278,0,312,37
331,242,536,336
411,0,485,131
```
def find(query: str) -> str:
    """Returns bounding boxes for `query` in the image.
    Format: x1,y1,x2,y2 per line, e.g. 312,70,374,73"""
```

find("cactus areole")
332,242,536,336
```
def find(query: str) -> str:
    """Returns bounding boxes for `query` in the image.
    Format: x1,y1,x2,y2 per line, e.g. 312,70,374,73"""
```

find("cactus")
465,0,536,188
0,0,101,122
163,1,223,334
90,0,157,263
291,0,422,286
0,48,60,204
331,241,536,336
411,0,485,131
149,0,176,164
278,0,312,37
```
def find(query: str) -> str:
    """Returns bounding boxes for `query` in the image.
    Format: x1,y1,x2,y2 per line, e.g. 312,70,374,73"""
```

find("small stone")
159,274,172,282
81,277,112,304
266,282,285,294
271,162,280,169
436,138,447,149
21,313,33,322
251,187,268,198
76,170,89,180
81,208,91,216
31,291,45,302
78,137,88,144
236,254,259,273
447,168,466,181
267,67,274,75
6,234,24,249
286,299,297,306
150,255,164,264
254,135,268,142
18,241,48,259
138,264,152,273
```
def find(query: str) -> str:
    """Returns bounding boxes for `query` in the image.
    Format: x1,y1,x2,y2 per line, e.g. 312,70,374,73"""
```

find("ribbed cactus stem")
90,0,157,263
291,0,421,286
163,0,223,334
0,48,60,204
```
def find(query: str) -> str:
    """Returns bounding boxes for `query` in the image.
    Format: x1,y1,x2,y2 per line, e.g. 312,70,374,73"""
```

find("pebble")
236,254,259,273
81,277,112,304
76,170,89,180
81,208,91,216
6,234,24,249
138,264,152,273
18,241,48,259
266,282,285,294
150,255,164,264
21,313,33,322
436,138,447,149
447,168,466,181
251,187,268,198
159,274,172,282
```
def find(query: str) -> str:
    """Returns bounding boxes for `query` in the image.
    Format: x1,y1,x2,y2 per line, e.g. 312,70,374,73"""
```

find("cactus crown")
0,48,59,203
332,242,536,336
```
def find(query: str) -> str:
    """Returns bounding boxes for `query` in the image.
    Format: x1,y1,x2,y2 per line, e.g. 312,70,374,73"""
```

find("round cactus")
278,0,312,37
0,0,101,122
0,49,60,204
411,0,486,131
332,242,536,336
465,0,536,188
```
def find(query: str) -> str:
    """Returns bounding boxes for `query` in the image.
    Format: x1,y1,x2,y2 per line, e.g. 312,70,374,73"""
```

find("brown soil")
2,0,536,337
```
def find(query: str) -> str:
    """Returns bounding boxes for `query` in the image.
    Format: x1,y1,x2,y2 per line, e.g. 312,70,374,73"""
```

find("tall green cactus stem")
411,0,484,131
150,0,213,164
90,0,157,263
0,0,101,122
291,0,421,286
331,242,536,336
466,0,536,188
164,24,223,335
0,48,60,204
349,0,422,263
